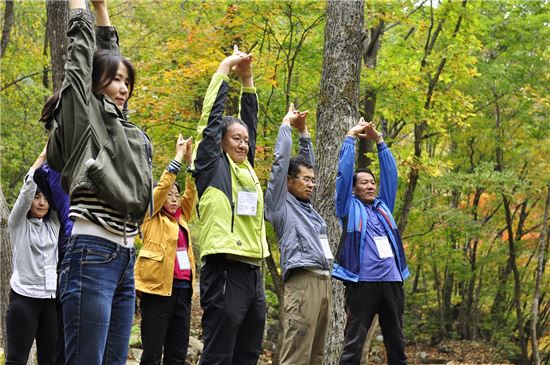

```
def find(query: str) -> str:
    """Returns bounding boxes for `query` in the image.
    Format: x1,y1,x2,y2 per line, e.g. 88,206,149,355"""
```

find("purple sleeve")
34,162,72,240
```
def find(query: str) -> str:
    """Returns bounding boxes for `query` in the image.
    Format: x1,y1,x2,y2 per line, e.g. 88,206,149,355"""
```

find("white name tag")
176,250,191,270
320,234,334,260
374,236,394,259
237,191,258,216
45,265,57,291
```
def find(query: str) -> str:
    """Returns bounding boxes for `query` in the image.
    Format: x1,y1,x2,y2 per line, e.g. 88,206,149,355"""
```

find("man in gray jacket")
265,104,333,365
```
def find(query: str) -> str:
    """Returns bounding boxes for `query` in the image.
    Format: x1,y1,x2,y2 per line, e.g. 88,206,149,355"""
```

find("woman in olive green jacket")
135,135,196,364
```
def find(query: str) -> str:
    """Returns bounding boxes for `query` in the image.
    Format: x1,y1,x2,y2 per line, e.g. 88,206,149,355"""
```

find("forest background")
0,1,548,364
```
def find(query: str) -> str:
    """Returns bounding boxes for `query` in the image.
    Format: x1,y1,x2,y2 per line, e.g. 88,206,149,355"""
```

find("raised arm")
47,0,97,174
92,1,120,54
8,150,47,228
34,162,69,220
179,137,197,222
232,45,258,165
361,123,397,212
335,121,368,218
265,109,293,218
193,73,229,175
63,0,95,99
194,46,253,177
147,135,190,220
292,108,313,165
265,104,310,218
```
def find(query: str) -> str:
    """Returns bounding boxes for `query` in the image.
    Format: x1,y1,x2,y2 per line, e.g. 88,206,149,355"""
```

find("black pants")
199,256,266,365
6,289,58,365
340,282,407,365
54,298,65,365
140,287,192,365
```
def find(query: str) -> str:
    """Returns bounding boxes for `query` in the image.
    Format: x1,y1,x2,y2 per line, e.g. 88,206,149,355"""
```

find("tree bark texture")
0,0,14,59
314,1,364,363
0,186,13,351
46,0,68,92
358,20,384,169
530,184,549,365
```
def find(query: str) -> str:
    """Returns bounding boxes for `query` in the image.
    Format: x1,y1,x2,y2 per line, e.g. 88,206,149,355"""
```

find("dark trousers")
54,298,65,365
140,287,192,365
6,289,58,365
199,256,266,365
340,282,407,365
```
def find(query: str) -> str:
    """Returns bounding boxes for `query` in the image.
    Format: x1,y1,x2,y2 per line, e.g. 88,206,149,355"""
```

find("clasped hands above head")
282,103,309,133
347,117,383,143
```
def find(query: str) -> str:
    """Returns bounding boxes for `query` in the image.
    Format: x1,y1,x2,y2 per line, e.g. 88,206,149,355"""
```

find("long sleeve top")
333,136,410,282
265,125,330,281
34,162,72,268
9,168,60,298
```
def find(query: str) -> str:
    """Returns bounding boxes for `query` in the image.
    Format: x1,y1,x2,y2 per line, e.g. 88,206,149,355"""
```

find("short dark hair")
92,50,136,99
288,155,313,177
221,116,248,138
353,168,375,187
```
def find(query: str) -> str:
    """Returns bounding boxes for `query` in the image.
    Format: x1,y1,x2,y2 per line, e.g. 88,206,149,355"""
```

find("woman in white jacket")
6,147,59,365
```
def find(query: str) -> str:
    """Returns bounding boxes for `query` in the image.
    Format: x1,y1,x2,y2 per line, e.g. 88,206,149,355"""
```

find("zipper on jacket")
230,201,235,233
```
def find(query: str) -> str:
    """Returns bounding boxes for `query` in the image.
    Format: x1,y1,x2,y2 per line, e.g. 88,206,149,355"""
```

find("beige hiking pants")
280,268,332,365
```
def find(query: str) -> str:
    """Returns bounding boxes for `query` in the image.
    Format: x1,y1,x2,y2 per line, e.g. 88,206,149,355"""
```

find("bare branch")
0,68,51,92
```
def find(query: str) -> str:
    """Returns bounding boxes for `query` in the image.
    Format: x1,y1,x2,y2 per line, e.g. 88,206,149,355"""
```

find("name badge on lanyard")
237,191,258,216
374,236,394,259
45,265,57,291
176,249,191,270
319,234,334,260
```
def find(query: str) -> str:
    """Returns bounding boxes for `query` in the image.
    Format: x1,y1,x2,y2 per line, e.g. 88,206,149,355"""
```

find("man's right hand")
347,117,369,138
282,103,308,133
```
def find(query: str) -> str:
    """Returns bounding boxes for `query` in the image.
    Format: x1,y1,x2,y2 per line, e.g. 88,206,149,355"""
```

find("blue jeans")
59,235,135,365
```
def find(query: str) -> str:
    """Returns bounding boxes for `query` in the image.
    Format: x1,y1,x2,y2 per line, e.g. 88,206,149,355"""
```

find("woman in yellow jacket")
135,135,196,364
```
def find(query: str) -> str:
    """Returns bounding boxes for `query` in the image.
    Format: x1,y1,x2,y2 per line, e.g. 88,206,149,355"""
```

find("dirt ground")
128,281,511,365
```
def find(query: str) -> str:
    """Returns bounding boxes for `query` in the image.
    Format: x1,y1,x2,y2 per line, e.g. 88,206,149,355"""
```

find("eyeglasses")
167,193,181,201
292,176,316,185
232,137,249,146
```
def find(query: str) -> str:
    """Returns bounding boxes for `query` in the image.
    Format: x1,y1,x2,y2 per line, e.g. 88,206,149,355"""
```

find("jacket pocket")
86,124,151,223
136,243,165,286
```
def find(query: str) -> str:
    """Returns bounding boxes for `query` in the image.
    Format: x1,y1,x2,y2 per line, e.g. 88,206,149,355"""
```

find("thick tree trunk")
0,0,14,59
265,242,283,365
531,185,549,365
0,186,13,351
314,1,364,363
46,0,68,92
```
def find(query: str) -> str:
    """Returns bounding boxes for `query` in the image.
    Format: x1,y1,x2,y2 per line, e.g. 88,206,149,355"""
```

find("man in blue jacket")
265,104,332,365
334,119,409,365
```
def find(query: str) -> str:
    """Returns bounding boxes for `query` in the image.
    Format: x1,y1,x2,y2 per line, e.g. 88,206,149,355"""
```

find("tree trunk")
265,242,283,365
357,20,384,169
315,1,364,363
0,0,15,59
397,0,467,235
360,316,379,365
0,186,13,351
46,0,68,92
530,184,549,365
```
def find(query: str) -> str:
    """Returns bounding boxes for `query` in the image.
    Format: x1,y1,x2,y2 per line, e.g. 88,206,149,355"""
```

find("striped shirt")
69,189,139,236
